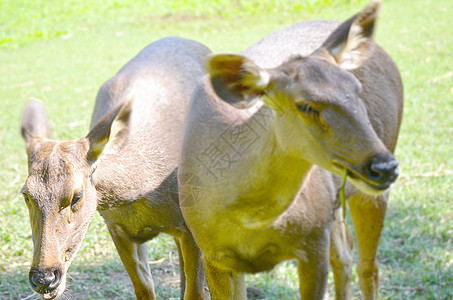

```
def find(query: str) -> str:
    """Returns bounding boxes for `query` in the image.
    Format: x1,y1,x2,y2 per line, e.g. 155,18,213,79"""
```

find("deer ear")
321,0,381,69
208,54,270,109
86,97,133,164
21,98,52,150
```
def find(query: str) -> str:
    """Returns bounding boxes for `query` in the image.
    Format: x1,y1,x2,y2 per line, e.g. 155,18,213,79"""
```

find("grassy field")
0,0,452,299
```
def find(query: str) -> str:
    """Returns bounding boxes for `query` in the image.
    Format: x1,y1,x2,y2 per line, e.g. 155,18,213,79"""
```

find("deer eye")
296,102,318,116
71,190,83,207
22,192,31,205
296,102,328,130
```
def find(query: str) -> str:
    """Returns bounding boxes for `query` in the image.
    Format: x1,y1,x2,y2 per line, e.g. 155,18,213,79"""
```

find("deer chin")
38,277,66,300
330,161,392,196
346,176,391,196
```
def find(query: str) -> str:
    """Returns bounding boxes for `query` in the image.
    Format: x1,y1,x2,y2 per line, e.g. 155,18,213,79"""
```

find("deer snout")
365,152,399,187
29,266,63,297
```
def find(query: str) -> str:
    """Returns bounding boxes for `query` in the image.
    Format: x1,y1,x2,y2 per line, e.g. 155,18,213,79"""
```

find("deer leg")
329,206,354,300
108,224,156,300
174,237,187,300
177,233,206,300
348,192,388,300
297,230,330,300
202,258,246,300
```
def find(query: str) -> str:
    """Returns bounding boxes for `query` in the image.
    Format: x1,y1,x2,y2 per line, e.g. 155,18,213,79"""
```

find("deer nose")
365,152,399,185
29,267,62,294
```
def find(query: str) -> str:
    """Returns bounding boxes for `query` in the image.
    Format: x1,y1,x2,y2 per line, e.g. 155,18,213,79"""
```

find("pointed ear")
208,54,271,109
86,97,133,164
21,98,52,149
320,0,381,69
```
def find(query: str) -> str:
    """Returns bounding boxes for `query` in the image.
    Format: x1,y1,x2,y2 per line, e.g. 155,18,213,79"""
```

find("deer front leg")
348,192,388,300
203,258,246,300
108,224,156,300
329,206,354,300
296,230,330,300
177,233,206,300
175,237,187,299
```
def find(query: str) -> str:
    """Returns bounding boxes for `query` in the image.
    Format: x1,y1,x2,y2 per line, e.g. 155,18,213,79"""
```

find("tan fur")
179,2,402,300
21,37,211,300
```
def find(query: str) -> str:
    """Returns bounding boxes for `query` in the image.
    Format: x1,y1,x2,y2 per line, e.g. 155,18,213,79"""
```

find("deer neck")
224,105,313,220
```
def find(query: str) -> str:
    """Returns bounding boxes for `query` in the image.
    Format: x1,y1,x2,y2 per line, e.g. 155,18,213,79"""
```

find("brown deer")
179,1,403,299
20,37,211,300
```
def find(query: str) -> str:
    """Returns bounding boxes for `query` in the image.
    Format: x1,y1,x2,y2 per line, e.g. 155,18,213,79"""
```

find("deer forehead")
275,56,362,105
26,141,89,208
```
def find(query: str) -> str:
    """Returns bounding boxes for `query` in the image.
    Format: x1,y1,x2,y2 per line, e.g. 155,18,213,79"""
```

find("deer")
20,37,211,300
178,1,403,299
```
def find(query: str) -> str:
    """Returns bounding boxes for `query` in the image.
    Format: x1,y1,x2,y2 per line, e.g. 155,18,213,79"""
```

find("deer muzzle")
364,152,399,187
29,266,63,299
332,151,399,195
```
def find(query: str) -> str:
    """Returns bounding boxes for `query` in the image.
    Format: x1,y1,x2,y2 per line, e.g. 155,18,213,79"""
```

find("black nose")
365,152,399,185
29,267,62,294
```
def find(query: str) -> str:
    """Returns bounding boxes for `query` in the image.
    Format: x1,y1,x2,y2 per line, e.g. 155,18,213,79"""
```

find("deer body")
21,37,211,300
179,2,402,299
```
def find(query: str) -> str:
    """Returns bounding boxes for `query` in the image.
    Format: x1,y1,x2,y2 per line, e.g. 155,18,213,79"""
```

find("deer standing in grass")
179,1,402,299
20,37,211,300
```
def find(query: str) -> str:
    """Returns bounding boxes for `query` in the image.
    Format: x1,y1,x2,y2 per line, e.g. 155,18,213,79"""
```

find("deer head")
20,98,132,299
208,0,398,195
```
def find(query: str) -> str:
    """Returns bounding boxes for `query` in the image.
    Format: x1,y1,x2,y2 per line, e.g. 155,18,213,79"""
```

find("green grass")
0,0,360,49
1,0,452,299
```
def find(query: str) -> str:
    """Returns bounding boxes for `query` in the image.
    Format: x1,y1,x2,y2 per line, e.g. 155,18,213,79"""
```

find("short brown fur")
179,1,402,299
21,37,211,300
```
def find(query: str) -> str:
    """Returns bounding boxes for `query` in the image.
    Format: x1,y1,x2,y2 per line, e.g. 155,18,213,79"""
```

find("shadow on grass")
0,259,180,300
0,258,299,300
